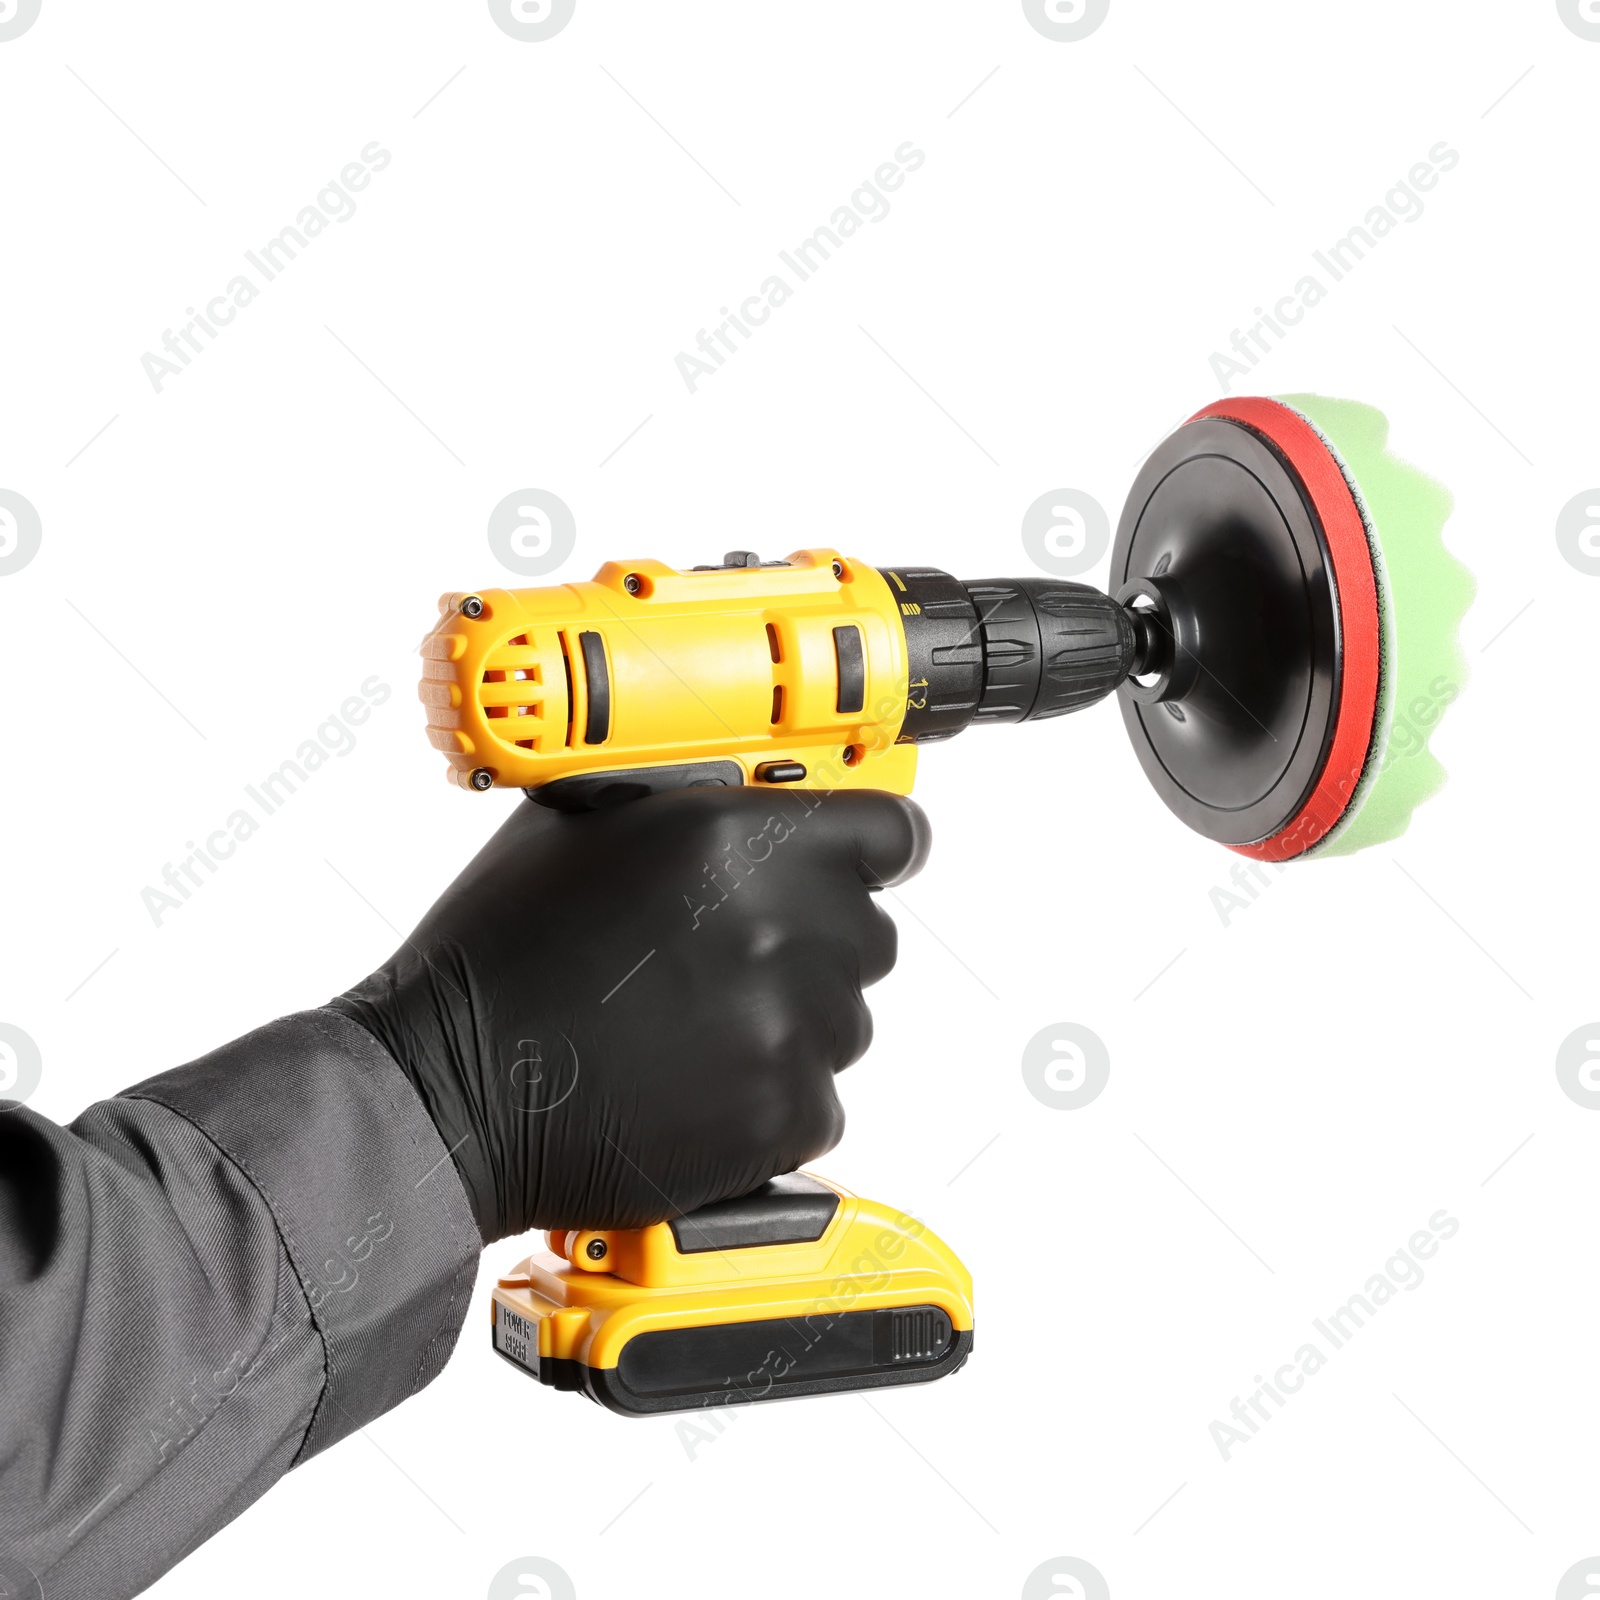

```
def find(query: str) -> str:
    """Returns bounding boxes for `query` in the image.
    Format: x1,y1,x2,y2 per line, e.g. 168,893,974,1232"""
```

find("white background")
1,2,1595,1597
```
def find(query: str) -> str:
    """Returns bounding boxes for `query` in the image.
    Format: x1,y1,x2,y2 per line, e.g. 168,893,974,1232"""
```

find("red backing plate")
1188,398,1382,861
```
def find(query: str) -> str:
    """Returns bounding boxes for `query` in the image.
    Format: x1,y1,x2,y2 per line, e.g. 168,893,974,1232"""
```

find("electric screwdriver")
423,550,1158,808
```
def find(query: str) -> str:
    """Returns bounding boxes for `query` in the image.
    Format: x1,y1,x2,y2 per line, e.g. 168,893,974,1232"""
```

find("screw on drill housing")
460,595,485,618
623,574,643,595
586,1238,607,1260
469,768,494,791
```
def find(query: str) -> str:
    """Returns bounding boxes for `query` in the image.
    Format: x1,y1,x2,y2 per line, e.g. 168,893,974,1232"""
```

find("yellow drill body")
421,548,924,800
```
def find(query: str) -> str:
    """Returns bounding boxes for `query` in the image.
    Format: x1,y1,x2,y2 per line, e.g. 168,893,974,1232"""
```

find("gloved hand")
328,787,928,1243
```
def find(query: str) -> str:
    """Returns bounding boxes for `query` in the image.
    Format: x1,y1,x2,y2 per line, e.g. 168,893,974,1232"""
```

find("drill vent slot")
558,632,576,747
578,631,611,745
477,632,553,755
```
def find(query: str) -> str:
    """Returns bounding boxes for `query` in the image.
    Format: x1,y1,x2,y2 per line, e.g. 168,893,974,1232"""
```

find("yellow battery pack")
490,1173,973,1416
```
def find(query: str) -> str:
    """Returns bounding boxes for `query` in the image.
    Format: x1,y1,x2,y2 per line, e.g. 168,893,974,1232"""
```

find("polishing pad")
1112,395,1469,860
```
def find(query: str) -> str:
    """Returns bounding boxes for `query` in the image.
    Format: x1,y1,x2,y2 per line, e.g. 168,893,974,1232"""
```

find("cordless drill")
423,550,1156,807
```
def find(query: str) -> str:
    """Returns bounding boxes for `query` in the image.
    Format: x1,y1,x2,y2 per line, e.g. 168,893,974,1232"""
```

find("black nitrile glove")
327,787,928,1243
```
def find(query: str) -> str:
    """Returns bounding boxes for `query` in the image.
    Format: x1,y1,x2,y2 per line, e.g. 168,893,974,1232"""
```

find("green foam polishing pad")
1273,395,1473,858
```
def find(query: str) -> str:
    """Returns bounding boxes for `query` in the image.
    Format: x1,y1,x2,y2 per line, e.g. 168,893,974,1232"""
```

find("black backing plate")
1110,416,1343,846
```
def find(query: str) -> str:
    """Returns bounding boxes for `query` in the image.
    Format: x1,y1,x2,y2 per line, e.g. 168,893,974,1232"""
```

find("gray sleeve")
0,1008,481,1600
